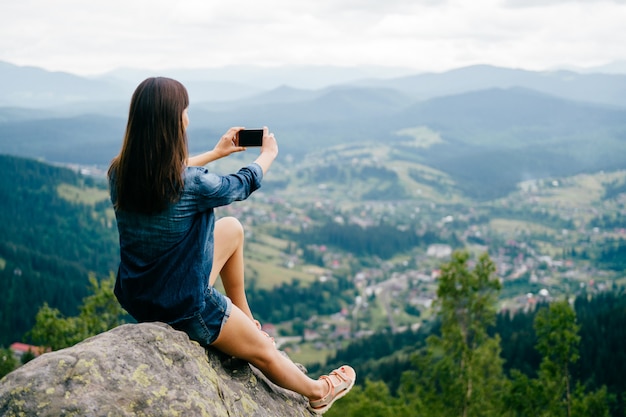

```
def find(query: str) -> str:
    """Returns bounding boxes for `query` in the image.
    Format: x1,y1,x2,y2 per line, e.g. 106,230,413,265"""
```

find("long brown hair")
109,77,189,213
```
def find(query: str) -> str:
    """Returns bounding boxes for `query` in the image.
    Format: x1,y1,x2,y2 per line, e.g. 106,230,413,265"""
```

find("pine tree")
0,347,18,379
401,251,507,417
28,273,126,351
534,300,580,417
504,299,612,417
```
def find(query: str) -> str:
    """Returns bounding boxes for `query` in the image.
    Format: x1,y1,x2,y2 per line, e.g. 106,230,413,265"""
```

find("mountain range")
1,60,625,200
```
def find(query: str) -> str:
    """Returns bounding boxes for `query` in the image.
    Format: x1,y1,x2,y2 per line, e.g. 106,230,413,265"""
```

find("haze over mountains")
1,60,625,200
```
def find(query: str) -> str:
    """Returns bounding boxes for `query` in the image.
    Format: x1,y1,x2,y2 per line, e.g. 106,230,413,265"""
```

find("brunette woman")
108,77,355,414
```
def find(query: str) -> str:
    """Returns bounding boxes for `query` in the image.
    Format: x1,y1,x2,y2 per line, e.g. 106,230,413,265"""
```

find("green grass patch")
534,241,562,258
244,238,317,289
489,218,556,239
286,342,333,367
57,183,109,205
245,258,317,289
520,171,626,210
395,126,444,148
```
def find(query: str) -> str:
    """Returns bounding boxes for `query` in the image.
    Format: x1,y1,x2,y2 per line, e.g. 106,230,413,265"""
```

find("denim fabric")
110,163,263,334
172,286,233,346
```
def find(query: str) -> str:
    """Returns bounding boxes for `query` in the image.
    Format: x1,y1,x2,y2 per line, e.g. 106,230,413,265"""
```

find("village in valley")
212,165,626,364
16,158,622,367
200,160,626,360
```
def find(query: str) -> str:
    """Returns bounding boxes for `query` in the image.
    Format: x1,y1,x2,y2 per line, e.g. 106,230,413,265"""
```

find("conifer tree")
29,273,126,351
401,251,507,417
0,347,18,379
505,299,611,417
534,300,580,417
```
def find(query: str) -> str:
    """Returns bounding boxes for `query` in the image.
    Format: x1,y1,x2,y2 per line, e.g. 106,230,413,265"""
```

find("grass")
367,297,392,330
489,218,556,239
285,342,333,367
534,241,562,258
395,126,444,148
245,258,317,289
57,183,109,205
522,171,626,209
537,179,604,207
394,161,462,204
244,237,318,289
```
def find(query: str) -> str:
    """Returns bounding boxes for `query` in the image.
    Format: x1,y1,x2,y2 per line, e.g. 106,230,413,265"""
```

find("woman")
108,77,355,414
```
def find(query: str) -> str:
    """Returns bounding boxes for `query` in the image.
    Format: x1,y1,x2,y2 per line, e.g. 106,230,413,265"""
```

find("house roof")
10,342,47,356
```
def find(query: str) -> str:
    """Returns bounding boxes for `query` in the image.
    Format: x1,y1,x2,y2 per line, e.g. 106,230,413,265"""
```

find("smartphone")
238,129,263,147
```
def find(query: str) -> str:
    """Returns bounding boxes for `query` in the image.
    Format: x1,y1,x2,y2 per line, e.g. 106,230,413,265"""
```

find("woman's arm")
186,126,278,173
186,150,224,167
186,127,245,166
253,128,278,174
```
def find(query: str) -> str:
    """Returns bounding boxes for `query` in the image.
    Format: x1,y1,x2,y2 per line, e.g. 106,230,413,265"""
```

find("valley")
219,162,626,365
1,61,625,370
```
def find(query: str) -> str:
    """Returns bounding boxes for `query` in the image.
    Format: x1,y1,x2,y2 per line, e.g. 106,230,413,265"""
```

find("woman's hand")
260,126,278,158
213,127,246,159
186,127,246,166
254,127,278,174
187,126,277,168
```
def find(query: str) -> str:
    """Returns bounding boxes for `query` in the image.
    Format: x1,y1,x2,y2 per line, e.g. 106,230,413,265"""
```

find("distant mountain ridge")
3,60,626,108
349,64,626,108
0,61,126,108
397,87,626,140
1,60,626,200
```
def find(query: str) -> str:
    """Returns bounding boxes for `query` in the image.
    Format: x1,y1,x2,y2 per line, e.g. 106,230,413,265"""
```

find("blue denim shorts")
172,286,232,346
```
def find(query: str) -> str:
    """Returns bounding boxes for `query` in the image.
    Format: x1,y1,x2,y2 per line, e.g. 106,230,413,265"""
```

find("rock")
0,322,314,416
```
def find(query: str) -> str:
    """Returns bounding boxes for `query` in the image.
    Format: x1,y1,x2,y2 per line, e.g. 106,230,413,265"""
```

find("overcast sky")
1,0,625,76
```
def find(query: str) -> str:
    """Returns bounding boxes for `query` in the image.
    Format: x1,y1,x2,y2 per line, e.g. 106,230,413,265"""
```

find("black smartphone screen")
238,129,263,147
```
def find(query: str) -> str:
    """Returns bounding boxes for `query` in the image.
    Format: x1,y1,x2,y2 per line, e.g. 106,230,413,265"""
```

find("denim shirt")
110,163,263,324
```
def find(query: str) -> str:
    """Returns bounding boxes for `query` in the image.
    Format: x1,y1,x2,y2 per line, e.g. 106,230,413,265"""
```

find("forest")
3,251,623,417
317,253,625,417
0,154,118,346
309,284,626,416
1,154,626,416
287,221,453,260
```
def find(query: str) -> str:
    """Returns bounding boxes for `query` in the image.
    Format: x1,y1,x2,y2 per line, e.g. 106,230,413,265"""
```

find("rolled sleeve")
190,163,263,211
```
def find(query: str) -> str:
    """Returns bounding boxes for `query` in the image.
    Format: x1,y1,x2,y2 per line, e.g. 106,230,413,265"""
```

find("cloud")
1,0,625,75
503,0,626,7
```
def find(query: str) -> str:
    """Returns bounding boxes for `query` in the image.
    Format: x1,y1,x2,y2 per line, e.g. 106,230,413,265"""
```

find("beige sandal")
308,365,356,415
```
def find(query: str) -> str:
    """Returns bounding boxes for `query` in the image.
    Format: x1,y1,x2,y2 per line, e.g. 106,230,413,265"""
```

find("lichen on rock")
0,322,314,416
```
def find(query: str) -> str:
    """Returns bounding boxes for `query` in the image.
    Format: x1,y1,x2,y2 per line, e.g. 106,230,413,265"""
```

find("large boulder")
0,322,314,416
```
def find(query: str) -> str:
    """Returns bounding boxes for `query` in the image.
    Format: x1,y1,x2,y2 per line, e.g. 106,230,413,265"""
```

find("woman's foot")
308,365,356,415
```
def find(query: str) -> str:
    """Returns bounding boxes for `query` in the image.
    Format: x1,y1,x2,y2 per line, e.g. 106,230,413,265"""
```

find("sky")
1,0,626,76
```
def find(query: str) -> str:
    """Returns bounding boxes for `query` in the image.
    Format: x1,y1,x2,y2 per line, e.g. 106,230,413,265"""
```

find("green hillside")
0,154,118,346
0,115,124,165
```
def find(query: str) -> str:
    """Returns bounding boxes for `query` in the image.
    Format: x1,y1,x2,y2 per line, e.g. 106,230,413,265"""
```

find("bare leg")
210,217,254,320
212,306,328,401
209,218,356,409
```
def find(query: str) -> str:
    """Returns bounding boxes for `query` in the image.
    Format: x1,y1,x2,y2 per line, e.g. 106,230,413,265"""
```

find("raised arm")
186,127,245,166
186,126,278,174
253,128,278,175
